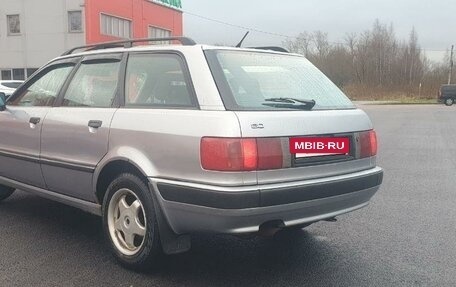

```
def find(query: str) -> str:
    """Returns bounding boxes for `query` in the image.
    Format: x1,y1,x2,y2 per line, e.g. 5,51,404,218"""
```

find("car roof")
55,43,301,62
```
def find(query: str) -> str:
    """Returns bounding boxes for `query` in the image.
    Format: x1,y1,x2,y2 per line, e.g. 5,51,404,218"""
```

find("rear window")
205,50,355,111
441,85,456,92
1,82,22,89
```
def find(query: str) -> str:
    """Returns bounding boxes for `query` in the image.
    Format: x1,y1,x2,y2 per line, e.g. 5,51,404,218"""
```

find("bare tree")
284,32,313,57
283,20,446,99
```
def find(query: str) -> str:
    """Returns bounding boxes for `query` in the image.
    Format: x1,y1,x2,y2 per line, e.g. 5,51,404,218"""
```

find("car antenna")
235,31,250,48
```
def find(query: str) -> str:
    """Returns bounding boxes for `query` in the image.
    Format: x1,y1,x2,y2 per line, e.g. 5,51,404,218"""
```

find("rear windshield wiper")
262,97,316,110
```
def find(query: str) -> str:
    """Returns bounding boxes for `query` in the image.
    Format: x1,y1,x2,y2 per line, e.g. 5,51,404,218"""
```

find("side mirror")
0,92,6,111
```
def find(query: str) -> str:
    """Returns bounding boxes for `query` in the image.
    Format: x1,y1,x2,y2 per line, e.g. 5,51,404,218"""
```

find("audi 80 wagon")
0,37,383,269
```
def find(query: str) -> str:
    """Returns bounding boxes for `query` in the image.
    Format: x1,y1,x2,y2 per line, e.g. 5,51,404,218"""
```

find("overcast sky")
183,0,454,62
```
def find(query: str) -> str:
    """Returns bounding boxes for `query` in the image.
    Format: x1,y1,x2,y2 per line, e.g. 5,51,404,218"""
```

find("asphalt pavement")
1,104,456,286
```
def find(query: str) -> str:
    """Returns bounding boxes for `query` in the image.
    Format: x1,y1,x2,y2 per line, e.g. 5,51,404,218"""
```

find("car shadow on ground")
148,229,348,286
0,191,366,286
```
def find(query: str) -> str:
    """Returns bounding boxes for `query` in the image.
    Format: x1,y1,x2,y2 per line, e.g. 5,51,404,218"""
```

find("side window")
125,54,195,108
62,59,120,107
9,65,74,107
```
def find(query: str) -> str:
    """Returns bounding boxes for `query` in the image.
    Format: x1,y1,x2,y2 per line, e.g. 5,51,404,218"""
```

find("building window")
12,69,25,80
100,14,131,38
1,70,12,80
1,68,38,80
7,14,21,35
148,26,171,44
68,11,83,33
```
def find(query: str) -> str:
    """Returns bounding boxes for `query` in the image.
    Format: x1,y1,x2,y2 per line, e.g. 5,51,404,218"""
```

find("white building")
0,0,183,81
0,0,85,80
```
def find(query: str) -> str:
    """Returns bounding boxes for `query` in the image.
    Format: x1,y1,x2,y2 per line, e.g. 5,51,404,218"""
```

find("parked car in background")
438,84,456,106
0,80,23,99
0,37,383,270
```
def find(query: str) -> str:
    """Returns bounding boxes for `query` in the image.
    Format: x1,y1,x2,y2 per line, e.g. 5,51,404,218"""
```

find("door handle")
88,120,102,129
29,117,41,125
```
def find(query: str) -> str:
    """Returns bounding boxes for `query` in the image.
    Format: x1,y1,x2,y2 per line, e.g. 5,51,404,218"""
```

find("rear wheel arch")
96,159,192,260
95,160,149,204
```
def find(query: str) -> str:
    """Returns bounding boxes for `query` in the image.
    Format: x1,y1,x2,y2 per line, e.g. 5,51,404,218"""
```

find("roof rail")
250,46,290,53
61,36,197,56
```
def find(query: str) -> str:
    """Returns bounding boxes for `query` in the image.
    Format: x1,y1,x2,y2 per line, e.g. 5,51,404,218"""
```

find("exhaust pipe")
258,220,285,237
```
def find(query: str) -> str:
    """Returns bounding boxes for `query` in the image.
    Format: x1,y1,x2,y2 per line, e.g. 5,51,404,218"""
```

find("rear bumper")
149,167,383,234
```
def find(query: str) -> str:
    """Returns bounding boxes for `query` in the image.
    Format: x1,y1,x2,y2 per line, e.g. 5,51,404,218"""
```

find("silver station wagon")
0,37,383,269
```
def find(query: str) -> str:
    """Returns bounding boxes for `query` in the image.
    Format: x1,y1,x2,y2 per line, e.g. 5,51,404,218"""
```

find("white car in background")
0,81,24,99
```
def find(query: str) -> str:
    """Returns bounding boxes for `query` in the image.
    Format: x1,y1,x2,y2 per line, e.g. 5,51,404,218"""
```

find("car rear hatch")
234,109,376,185
203,48,377,185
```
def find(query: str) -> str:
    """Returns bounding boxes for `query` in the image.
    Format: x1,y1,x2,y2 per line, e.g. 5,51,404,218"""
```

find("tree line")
283,20,452,100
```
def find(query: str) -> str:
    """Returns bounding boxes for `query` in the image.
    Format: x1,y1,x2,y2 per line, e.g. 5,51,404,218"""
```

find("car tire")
102,173,161,270
445,98,454,106
0,185,15,201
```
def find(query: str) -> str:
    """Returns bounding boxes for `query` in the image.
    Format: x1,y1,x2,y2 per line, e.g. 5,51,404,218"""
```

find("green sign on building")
153,0,182,10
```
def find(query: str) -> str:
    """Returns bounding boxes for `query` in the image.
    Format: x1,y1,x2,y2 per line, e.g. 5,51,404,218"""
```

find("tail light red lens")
257,138,283,170
201,137,284,171
360,130,377,158
200,138,257,171
240,139,258,170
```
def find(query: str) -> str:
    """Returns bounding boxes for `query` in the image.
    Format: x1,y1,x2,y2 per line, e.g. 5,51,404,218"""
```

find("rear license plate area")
290,134,355,167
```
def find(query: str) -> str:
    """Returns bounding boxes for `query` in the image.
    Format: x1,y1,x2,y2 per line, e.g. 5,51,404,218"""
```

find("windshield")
205,50,355,111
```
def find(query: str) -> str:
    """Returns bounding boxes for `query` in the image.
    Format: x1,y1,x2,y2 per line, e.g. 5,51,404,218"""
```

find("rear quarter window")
441,86,456,93
124,53,197,108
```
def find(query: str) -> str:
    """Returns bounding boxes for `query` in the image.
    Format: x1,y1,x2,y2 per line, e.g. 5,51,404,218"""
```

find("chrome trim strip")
40,157,95,173
0,149,95,173
0,148,40,163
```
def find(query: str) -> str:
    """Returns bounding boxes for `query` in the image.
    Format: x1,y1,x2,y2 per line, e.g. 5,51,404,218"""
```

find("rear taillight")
360,130,377,158
200,137,284,171
257,138,283,170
